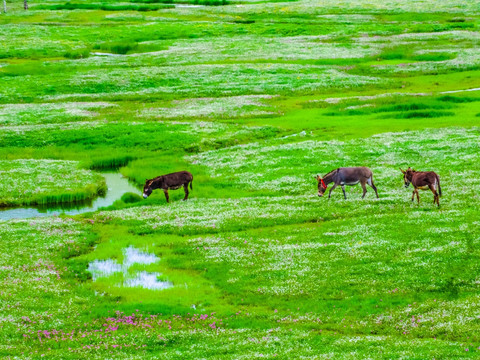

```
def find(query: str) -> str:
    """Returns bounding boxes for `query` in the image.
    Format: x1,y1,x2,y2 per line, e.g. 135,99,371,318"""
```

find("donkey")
400,167,441,206
143,171,193,203
316,167,379,200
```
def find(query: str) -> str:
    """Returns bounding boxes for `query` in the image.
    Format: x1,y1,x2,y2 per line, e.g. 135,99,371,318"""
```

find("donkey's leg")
183,184,189,201
368,177,379,198
431,189,436,204
415,189,420,204
328,183,338,199
341,185,347,200
411,190,415,202
361,181,367,199
428,184,439,207
163,189,170,203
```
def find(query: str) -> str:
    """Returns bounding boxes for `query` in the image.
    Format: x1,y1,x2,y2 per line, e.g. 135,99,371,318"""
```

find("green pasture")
1,0,480,358
0,160,106,206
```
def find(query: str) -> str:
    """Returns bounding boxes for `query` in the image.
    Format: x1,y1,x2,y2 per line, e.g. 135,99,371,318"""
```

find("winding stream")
0,172,140,221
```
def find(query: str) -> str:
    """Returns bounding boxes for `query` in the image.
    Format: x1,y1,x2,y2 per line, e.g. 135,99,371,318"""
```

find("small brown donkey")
316,167,379,199
143,171,193,203
400,167,441,206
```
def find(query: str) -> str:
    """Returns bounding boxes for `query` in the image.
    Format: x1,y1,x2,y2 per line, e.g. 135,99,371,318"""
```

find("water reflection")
88,259,122,281
88,246,173,290
123,246,158,267
125,271,173,290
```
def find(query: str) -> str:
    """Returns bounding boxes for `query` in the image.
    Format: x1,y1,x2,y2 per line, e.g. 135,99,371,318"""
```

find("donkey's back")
338,167,372,179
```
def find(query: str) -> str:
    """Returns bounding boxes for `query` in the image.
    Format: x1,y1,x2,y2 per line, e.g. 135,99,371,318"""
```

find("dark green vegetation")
1,0,480,358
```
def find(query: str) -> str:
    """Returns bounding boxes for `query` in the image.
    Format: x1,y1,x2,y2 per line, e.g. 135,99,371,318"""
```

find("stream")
0,172,141,221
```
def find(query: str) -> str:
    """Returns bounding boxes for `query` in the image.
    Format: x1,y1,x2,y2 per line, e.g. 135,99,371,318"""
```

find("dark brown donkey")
316,167,379,199
400,167,441,206
143,171,193,203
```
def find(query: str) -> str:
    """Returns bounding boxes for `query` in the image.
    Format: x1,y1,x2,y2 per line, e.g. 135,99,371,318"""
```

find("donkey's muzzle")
143,194,148,199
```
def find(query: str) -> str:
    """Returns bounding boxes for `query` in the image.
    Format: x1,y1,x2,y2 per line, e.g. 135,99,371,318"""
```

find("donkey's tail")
436,174,442,197
190,178,193,190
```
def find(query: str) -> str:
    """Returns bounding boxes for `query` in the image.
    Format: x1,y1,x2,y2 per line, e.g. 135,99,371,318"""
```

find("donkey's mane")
323,168,338,178
146,176,162,187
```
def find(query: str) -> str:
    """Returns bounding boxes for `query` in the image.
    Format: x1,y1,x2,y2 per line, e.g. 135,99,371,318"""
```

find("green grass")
35,3,175,11
0,160,106,206
1,0,480,358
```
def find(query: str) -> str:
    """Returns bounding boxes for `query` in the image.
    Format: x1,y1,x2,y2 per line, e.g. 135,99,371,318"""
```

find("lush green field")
0,159,106,206
1,0,480,358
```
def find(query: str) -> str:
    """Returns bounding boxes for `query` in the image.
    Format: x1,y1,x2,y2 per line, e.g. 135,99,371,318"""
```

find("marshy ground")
1,0,480,358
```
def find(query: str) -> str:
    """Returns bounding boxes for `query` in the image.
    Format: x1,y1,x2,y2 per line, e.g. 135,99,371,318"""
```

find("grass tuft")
393,110,455,118
120,192,143,204
64,49,90,59
438,95,480,103
93,42,138,55
35,2,175,11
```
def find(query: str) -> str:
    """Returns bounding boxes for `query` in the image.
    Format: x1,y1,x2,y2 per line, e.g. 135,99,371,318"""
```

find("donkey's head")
143,179,156,199
315,175,328,197
400,168,415,188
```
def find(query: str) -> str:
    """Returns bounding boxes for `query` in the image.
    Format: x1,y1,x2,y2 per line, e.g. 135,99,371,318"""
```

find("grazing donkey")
316,167,379,199
143,171,193,203
400,167,441,206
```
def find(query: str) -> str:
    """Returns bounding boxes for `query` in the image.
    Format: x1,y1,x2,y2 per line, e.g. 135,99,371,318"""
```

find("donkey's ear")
315,175,321,181
399,168,405,174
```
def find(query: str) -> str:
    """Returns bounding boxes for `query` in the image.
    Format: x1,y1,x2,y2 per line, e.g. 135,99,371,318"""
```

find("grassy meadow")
1,0,480,358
